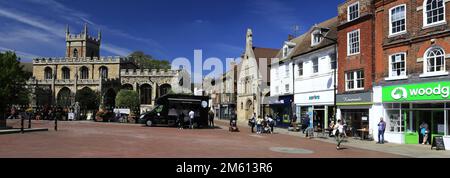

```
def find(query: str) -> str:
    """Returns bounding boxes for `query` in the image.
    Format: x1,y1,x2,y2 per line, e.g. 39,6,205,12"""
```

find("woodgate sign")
382,81,450,102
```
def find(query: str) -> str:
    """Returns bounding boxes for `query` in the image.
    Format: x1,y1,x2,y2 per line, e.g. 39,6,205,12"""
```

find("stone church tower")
65,23,101,58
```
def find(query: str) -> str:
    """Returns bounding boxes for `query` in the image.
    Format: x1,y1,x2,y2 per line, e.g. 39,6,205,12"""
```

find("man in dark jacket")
208,110,215,128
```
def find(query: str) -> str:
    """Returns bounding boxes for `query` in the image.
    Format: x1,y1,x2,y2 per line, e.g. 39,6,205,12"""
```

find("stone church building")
27,24,191,112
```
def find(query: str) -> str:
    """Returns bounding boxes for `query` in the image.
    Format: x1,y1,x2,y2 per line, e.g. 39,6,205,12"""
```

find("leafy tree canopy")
129,51,171,70
115,90,140,110
75,87,100,110
0,51,31,111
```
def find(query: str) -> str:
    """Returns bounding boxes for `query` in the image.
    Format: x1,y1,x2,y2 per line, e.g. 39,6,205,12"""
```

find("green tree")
129,51,171,69
0,51,31,120
75,87,100,111
115,90,140,113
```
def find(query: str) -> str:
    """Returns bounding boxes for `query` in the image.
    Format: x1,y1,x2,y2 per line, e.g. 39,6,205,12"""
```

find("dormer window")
282,42,296,58
348,2,360,22
311,30,323,46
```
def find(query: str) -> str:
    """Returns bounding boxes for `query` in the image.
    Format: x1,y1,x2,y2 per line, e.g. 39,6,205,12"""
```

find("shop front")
380,81,450,149
336,92,372,138
219,104,235,120
295,90,335,130
268,95,294,128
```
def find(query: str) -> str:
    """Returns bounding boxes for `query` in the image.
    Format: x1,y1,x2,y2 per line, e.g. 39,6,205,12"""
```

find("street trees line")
0,51,31,122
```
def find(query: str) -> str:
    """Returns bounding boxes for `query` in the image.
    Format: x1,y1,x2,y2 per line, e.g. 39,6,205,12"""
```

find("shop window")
448,110,450,135
386,110,406,133
413,103,445,109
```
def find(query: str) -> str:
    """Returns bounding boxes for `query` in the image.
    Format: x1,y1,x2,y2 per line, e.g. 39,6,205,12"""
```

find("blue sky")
0,0,342,62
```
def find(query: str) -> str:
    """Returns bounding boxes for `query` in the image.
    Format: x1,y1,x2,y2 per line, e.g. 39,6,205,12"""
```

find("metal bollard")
28,116,32,129
54,118,58,131
21,117,24,134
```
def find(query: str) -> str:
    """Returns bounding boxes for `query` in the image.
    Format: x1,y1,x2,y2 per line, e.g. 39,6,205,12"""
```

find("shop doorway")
313,109,325,131
412,110,444,144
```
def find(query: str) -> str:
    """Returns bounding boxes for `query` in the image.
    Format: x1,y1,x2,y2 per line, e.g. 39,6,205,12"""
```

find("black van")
139,94,210,128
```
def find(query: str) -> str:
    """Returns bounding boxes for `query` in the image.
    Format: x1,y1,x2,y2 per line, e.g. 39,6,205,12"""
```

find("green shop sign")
382,81,450,102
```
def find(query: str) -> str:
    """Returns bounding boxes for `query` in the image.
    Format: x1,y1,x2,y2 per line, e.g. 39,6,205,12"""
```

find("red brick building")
336,0,376,134
371,0,450,144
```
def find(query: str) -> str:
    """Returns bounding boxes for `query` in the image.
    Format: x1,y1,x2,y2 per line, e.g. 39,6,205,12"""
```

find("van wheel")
146,120,153,127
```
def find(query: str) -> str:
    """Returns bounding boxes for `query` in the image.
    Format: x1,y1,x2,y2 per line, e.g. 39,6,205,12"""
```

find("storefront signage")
383,81,450,102
309,95,320,101
336,92,372,104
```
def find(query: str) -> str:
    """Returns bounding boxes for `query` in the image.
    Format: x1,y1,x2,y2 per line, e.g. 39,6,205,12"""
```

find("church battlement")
120,69,180,76
33,56,127,64
66,34,101,43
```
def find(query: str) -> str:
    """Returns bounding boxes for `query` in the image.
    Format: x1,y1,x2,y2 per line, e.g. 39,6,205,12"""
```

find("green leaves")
129,51,171,70
115,90,140,110
75,88,100,110
0,51,31,110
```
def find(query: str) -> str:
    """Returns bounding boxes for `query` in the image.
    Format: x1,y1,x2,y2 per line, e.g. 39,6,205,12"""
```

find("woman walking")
333,119,346,150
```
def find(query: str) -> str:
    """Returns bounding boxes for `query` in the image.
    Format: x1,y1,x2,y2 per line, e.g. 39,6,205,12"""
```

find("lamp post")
318,29,338,123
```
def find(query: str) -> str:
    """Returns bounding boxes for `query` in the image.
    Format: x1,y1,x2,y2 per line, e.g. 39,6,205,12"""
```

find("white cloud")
0,46,41,60
0,7,64,37
102,44,132,57
0,2,145,57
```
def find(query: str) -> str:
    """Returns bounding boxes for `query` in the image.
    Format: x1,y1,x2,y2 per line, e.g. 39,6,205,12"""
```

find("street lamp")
317,28,338,123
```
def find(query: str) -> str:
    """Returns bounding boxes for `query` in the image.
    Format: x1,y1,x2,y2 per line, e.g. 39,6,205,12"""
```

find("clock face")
201,101,208,108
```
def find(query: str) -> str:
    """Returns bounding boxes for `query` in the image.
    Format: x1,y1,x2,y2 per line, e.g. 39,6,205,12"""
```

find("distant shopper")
7,107,18,120
208,110,215,128
267,115,275,133
256,116,263,134
377,117,386,144
189,110,195,129
302,116,310,134
420,122,430,145
292,114,298,132
178,110,185,130
249,113,256,133
334,119,345,150
328,121,335,137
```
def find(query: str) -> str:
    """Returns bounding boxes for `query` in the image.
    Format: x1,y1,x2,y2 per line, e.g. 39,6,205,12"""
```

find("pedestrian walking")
189,109,195,129
256,116,263,134
248,113,256,133
208,110,215,128
178,110,185,130
333,119,346,150
377,117,386,144
292,114,298,132
267,115,274,133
